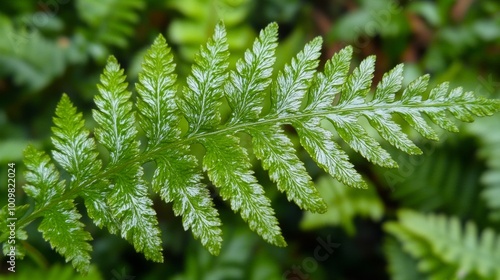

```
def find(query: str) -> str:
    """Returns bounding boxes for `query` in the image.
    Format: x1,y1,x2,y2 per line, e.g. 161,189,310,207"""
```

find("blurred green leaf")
300,176,384,235
0,15,68,92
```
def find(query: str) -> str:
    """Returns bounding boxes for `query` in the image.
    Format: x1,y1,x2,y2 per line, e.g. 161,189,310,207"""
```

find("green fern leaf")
225,22,278,123
136,35,222,255
155,148,223,255
51,94,118,233
52,94,101,179
271,36,322,115
250,124,326,213
368,64,422,155
178,22,230,134
303,45,351,111
295,46,366,189
175,23,286,247
225,22,325,212
328,56,398,168
23,146,92,273
93,56,163,262
398,75,440,141
295,122,366,188
202,134,286,247
7,22,500,273
385,210,500,279
136,34,180,147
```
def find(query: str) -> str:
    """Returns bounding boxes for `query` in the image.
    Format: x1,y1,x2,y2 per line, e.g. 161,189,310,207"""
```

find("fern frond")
329,56,398,168
385,210,500,279
52,94,100,179
155,148,223,254
9,21,500,273
370,65,422,155
93,56,163,262
224,22,324,212
23,146,92,273
176,23,286,246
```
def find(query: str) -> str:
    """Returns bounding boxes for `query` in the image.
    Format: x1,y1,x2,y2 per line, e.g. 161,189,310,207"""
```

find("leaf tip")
106,55,118,65
274,236,287,247
208,243,222,256
153,33,166,45
315,203,328,214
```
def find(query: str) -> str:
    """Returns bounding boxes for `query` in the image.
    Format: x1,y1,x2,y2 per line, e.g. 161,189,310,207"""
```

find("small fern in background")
0,15,68,92
385,210,500,280
380,137,487,221
0,21,499,273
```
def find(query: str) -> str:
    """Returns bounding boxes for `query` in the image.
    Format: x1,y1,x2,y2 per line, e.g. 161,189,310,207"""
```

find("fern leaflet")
136,34,223,255
23,146,92,273
93,57,163,262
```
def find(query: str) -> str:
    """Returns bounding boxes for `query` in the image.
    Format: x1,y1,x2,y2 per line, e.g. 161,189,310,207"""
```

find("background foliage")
1,0,499,279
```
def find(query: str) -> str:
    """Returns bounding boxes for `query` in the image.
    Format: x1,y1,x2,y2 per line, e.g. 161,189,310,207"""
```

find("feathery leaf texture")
23,146,92,273
136,34,223,254
51,94,118,233
93,57,163,262
385,210,500,279
7,22,499,272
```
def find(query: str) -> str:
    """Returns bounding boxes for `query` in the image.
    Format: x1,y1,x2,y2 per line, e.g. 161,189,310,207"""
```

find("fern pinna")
1,22,499,273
